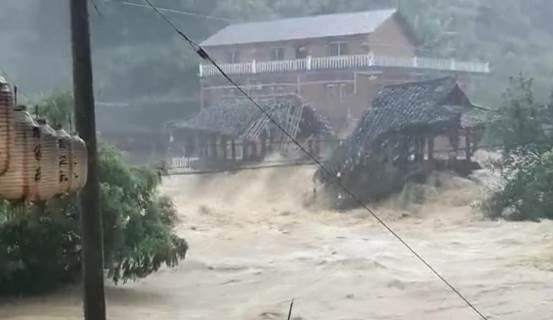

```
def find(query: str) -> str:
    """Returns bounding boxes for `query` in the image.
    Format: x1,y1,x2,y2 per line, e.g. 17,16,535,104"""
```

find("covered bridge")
167,95,334,169
317,77,491,208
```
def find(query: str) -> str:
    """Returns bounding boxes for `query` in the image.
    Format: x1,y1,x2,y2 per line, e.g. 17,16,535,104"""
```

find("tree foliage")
0,93,187,296
98,143,187,284
483,150,553,221
482,76,553,220
488,76,553,156
38,91,74,129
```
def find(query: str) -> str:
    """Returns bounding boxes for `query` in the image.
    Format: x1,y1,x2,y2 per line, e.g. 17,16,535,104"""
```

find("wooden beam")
213,135,219,159
201,135,208,158
251,142,258,161
221,137,228,160
260,135,267,159
427,135,434,161
398,134,409,171
415,136,424,162
465,129,472,161
449,131,460,161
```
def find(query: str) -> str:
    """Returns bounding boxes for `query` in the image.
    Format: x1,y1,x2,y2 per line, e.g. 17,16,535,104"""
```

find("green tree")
489,76,552,157
0,93,187,295
38,91,74,129
483,77,553,220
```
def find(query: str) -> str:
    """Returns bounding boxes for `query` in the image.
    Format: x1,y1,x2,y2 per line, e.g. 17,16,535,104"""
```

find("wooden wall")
200,14,421,134
369,13,416,56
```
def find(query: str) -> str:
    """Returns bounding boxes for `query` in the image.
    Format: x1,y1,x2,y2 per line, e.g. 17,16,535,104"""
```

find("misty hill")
1,0,552,105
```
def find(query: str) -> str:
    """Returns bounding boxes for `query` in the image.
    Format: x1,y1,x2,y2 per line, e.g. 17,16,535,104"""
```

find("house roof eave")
200,9,398,47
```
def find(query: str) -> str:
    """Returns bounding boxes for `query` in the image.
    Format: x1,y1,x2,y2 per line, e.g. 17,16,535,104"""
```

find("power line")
106,0,236,23
141,1,489,319
90,0,103,17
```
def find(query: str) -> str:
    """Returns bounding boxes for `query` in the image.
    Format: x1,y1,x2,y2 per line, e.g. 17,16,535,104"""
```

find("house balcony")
199,54,490,78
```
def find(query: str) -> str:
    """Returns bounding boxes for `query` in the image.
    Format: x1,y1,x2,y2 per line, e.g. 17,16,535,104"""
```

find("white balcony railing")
256,59,308,73
199,54,490,77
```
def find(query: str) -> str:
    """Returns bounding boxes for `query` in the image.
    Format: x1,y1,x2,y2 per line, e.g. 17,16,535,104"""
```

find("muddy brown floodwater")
1,166,553,320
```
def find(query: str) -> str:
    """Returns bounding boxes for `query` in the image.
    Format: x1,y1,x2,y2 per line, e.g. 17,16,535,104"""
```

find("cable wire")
110,0,236,22
90,0,103,17
142,1,489,318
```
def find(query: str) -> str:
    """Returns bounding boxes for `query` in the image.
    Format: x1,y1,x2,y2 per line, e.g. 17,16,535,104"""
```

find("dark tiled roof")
170,99,257,137
322,77,479,175
352,77,462,145
201,9,397,46
372,77,458,109
170,95,334,139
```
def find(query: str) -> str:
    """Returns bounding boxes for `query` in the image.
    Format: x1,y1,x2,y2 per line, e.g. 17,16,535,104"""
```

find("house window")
227,49,240,63
328,42,349,56
271,47,286,61
295,46,309,59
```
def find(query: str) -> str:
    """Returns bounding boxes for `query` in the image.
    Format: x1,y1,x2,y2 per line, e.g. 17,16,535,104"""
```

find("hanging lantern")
68,134,87,192
0,107,38,200
27,119,60,201
56,129,73,195
0,76,14,175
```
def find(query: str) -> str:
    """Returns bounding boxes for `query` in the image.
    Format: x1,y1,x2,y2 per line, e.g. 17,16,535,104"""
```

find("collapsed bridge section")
317,77,492,208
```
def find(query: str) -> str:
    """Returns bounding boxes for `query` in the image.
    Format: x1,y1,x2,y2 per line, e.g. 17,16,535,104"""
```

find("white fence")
199,54,490,77
169,157,197,169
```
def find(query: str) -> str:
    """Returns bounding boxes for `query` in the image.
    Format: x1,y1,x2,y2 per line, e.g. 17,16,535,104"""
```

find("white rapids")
2,163,553,320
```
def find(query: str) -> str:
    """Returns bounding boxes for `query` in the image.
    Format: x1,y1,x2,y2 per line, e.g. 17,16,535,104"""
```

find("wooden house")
167,95,334,170
199,9,490,134
316,77,491,208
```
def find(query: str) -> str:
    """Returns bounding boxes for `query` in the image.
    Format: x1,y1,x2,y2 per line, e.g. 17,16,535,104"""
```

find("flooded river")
1,166,553,319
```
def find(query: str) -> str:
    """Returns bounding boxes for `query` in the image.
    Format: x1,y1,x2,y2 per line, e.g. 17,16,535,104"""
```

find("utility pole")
69,1,106,320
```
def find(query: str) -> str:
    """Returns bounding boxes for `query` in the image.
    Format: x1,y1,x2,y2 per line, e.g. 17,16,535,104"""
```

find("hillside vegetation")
1,0,552,103
96,0,553,103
